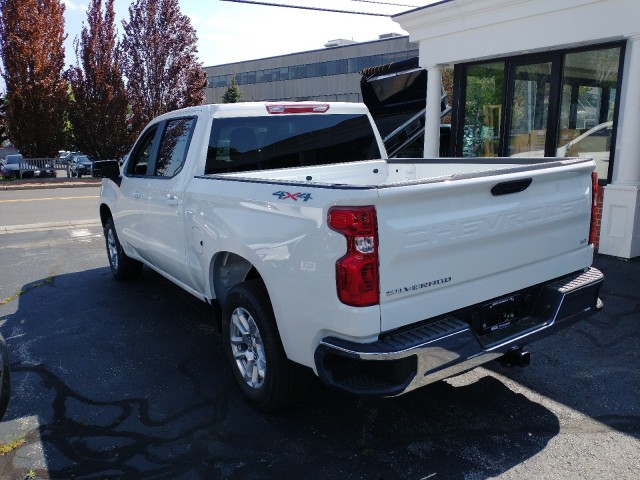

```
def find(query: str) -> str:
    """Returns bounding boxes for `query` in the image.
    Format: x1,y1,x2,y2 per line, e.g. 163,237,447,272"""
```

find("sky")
60,0,430,69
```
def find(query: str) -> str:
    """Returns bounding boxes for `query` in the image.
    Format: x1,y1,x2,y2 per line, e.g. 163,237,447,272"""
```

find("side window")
155,117,196,177
127,126,158,176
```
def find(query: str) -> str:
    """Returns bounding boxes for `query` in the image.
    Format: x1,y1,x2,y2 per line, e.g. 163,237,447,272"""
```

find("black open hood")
361,58,428,129
360,57,450,157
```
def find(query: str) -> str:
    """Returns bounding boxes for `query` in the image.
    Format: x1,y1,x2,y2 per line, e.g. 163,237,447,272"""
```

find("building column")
423,64,443,158
599,35,640,258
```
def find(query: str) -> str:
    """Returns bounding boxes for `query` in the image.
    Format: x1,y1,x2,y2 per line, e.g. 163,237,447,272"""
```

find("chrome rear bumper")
314,268,604,396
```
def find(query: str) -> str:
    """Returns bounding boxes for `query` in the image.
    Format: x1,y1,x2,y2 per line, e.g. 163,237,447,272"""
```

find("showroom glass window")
557,46,622,180
460,62,505,157
454,43,623,181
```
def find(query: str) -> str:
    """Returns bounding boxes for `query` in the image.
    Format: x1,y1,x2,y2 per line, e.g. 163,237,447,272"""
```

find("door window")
155,118,196,177
126,126,158,176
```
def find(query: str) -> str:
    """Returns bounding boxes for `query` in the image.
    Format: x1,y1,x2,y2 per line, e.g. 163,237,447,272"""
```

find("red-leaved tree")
0,92,8,146
121,0,207,137
0,0,68,157
65,0,130,160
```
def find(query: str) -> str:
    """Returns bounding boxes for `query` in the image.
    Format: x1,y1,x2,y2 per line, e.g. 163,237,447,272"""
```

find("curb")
0,220,102,235
0,178,102,191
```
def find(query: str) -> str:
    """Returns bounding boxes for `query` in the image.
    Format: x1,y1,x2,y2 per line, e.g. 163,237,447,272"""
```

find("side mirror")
0,333,10,420
91,160,121,178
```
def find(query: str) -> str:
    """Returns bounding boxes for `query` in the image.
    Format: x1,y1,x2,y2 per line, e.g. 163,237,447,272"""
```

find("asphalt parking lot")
0,199,638,479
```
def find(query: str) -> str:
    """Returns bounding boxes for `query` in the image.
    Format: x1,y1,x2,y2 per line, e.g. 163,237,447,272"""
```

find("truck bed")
206,156,596,333
213,156,593,188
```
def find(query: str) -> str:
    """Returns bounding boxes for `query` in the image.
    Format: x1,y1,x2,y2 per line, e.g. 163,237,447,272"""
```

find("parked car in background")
69,155,93,177
1,154,38,179
57,150,72,164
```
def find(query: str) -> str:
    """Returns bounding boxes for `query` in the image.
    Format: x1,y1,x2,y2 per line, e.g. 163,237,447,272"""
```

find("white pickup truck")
99,102,603,411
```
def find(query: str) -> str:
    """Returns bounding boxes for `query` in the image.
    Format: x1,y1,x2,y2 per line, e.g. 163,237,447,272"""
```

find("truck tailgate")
376,160,595,333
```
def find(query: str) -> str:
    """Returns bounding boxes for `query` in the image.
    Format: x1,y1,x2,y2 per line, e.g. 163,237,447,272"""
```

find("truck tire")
104,218,143,281
222,280,311,411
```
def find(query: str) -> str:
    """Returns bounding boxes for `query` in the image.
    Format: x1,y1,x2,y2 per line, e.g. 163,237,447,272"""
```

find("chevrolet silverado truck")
98,102,604,411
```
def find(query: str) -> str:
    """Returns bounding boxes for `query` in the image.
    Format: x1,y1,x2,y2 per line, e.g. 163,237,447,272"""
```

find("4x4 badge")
272,191,313,202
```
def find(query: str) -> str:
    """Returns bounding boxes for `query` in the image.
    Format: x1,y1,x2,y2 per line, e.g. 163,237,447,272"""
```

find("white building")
203,35,418,104
394,0,640,259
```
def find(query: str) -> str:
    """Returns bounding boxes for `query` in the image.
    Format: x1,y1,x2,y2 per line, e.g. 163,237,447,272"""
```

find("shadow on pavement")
487,254,640,441
1,267,562,479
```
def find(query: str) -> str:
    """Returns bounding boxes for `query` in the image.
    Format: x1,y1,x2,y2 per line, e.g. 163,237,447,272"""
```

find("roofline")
392,0,454,19
203,35,412,69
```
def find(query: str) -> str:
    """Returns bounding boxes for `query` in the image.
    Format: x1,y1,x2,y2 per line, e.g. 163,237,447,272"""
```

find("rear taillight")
328,206,379,307
589,171,599,245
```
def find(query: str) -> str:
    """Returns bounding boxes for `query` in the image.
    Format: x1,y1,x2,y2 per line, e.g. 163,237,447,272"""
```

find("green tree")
0,0,68,157
121,0,207,138
65,0,129,159
222,76,243,103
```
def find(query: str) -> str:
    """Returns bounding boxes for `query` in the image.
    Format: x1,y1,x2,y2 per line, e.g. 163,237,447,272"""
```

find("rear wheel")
222,280,311,411
104,218,143,281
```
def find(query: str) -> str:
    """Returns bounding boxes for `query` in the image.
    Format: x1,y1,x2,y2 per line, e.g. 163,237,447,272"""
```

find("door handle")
166,194,179,206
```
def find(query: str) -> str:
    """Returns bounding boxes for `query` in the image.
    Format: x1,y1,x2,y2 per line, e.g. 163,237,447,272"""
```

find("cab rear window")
205,114,380,174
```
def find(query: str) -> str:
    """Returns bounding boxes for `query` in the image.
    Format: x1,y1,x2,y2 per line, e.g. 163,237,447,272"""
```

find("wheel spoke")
246,358,257,385
231,311,250,336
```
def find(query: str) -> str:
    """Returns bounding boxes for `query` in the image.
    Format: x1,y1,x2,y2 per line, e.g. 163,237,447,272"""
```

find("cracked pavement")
0,215,638,479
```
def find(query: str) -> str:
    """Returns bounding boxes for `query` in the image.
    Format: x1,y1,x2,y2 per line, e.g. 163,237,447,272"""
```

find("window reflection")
207,50,419,89
508,62,552,157
461,62,504,157
557,47,620,179
458,44,621,182
155,118,196,177
127,126,157,176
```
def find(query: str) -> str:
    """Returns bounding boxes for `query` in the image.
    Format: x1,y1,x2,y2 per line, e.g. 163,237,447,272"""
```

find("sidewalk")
0,176,102,191
0,219,102,235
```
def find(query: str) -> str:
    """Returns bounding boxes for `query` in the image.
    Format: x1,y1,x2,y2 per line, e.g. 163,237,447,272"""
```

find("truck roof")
154,102,372,121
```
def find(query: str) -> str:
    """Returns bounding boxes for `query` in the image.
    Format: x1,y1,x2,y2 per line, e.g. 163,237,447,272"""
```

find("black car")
69,155,93,177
